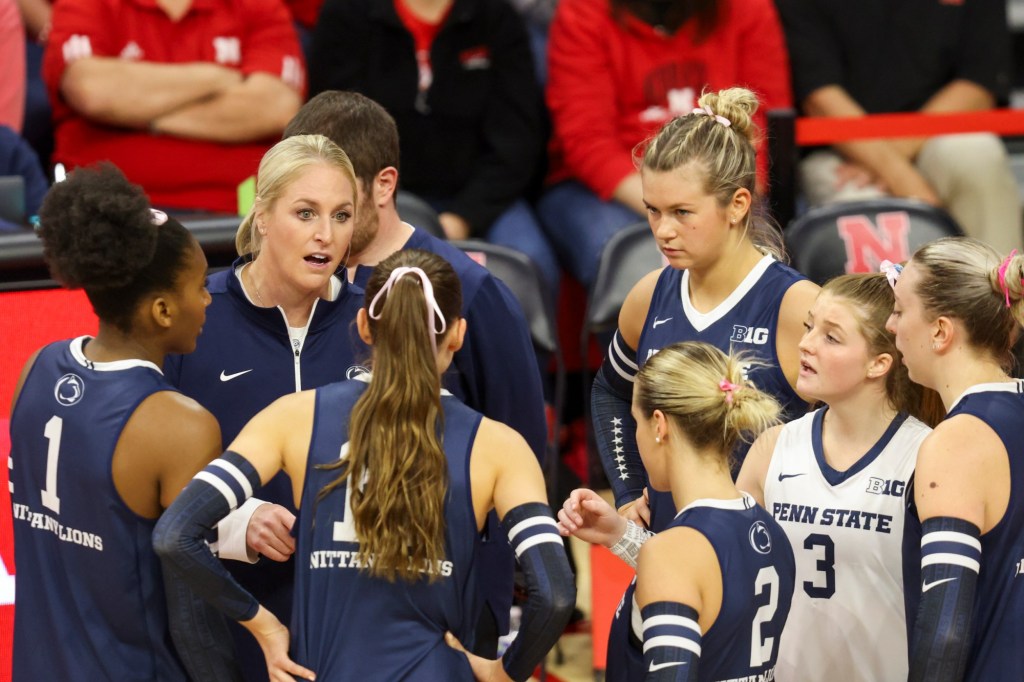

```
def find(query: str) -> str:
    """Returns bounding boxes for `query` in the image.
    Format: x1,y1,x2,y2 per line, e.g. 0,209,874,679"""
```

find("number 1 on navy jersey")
41,416,63,514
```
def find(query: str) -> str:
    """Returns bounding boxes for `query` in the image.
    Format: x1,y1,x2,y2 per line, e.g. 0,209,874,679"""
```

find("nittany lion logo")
54,373,85,406
345,365,370,380
748,520,772,555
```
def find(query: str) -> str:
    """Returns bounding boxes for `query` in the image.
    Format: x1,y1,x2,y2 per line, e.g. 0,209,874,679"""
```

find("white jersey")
762,408,930,682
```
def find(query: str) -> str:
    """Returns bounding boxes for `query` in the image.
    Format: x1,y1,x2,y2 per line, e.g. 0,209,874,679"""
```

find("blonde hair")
318,249,462,583
638,87,783,260
236,134,357,258
910,237,1024,371
635,342,781,467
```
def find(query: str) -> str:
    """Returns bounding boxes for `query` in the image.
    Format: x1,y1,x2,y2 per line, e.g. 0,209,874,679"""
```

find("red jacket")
546,0,792,197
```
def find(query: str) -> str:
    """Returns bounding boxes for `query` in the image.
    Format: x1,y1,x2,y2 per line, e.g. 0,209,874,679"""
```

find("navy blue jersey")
9,337,187,681
166,260,369,463
354,227,548,635
606,495,795,682
637,257,808,530
935,381,1024,680
290,378,482,680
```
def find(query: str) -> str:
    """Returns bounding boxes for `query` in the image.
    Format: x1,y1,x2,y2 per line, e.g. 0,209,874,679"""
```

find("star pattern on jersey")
610,418,628,480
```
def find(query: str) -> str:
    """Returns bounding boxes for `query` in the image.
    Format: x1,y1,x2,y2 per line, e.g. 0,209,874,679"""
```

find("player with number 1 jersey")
9,165,223,681
10,340,189,680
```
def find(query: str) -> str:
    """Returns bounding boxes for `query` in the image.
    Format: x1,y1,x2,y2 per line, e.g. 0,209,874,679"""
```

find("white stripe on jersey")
506,515,558,541
210,458,254,500
194,471,238,510
643,635,702,656
513,534,562,558
922,553,981,574
921,530,982,552
642,614,701,635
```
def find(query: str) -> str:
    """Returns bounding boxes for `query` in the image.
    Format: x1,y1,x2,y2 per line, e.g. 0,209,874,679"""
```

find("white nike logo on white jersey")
649,661,686,672
220,369,253,382
653,317,673,328
922,577,957,593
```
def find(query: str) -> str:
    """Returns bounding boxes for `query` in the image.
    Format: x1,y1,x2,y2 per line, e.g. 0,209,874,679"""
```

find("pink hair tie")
718,378,741,406
997,249,1018,309
692,105,731,128
879,260,903,289
367,266,447,352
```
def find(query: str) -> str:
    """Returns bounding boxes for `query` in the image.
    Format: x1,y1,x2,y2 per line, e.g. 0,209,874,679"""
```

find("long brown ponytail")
319,249,462,582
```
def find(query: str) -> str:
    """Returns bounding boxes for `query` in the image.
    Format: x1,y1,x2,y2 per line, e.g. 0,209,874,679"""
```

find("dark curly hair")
37,164,196,332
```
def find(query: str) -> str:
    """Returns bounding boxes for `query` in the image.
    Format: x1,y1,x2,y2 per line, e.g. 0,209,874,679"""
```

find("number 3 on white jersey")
750,566,779,666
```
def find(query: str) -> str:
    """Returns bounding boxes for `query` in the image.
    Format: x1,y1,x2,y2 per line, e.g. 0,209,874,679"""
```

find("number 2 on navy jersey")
750,566,779,666
41,416,63,514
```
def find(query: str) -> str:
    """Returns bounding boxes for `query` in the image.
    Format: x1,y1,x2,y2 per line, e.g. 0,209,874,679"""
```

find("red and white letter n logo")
836,212,911,273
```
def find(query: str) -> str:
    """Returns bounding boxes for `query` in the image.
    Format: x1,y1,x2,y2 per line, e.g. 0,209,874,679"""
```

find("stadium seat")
584,222,664,336
784,198,963,285
396,192,446,239
451,239,564,482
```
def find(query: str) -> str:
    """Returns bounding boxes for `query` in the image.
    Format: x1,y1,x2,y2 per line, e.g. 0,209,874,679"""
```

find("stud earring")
655,436,661,443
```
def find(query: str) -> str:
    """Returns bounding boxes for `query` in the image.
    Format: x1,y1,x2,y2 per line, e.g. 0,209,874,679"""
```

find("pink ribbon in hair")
879,260,903,290
692,105,731,128
718,379,741,406
367,266,447,352
997,249,1018,308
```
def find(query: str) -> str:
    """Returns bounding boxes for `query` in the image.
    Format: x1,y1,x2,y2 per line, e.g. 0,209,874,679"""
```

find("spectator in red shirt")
43,0,305,214
538,0,792,288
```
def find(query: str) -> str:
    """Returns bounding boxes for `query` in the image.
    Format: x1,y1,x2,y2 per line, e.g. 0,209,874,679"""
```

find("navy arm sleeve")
642,602,701,681
908,516,981,682
153,451,262,623
500,502,576,681
592,330,646,508
163,569,243,681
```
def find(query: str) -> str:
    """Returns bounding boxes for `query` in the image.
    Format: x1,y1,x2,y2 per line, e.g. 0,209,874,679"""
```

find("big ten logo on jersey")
836,211,911,274
865,477,906,498
731,325,769,345
1016,558,1024,577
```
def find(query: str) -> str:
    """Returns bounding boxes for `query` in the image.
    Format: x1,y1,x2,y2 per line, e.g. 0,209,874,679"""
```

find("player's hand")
247,503,296,562
619,488,650,528
557,488,627,548
242,606,315,681
445,632,514,682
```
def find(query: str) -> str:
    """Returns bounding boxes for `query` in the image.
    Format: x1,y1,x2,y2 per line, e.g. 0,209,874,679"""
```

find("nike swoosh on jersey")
649,660,686,672
778,472,805,482
653,317,673,328
219,369,254,382
922,577,957,593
